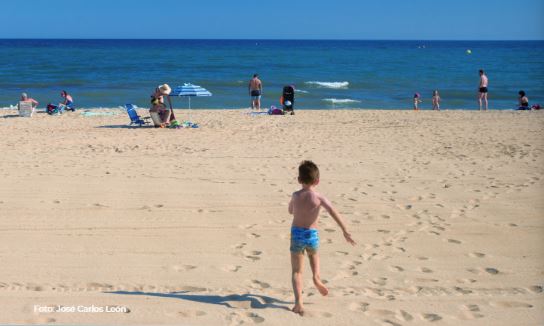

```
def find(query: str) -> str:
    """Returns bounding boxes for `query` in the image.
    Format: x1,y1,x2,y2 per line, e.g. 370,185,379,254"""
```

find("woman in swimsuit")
60,90,75,111
518,90,529,110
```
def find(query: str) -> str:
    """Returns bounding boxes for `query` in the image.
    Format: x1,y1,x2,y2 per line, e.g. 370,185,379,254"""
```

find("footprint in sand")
247,233,261,238
239,224,257,230
396,310,414,322
370,277,388,286
172,265,197,272
93,203,108,207
251,280,271,289
179,286,207,292
232,242,247,250
528,285,543,293
484,267,499,275
421,313,442,322
178,310,206,318
420,267,433,273
364,309,396,319
389,265,404,272
348,302,369,312
468,252,486,258
447,239,462,244
222,265,242,273
460,304,484,319
244,251,262,261
227,311,265,325
490,301,533,308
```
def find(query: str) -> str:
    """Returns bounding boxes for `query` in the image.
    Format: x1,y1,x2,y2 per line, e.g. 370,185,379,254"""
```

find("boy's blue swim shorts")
290,226,319,254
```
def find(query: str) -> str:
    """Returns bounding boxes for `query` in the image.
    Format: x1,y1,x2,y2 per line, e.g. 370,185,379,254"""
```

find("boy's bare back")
289,188,333,229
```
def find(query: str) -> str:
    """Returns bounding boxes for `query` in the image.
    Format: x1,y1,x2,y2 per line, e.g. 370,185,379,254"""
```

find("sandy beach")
0,108,543,325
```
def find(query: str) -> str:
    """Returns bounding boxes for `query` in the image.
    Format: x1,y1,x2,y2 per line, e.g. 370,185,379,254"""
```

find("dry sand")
0,108,543,325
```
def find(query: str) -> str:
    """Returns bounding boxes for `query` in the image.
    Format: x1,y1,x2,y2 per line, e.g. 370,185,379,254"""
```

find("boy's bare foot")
313,278,329,296
292,303,304,316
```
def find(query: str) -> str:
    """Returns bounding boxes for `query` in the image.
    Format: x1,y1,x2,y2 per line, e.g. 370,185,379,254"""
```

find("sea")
0,39,543,110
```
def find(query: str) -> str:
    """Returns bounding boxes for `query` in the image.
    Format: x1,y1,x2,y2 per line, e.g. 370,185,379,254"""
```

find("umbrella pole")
188,97,191,122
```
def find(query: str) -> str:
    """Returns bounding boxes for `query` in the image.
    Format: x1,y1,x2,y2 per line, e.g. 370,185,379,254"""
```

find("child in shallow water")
288,160,356,316
413,93,422,111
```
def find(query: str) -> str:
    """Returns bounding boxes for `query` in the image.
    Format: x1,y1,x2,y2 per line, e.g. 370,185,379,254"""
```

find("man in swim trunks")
248,74,262,110
478,69,489,111
288,160,356,316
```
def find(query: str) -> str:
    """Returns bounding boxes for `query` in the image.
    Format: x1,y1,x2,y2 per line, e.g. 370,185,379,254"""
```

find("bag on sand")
268,106,284,115
47,103,60,115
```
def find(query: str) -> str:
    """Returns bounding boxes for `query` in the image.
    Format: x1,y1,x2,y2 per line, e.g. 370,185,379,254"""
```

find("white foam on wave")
295,89,309,94
322,98,361,104
305,81,349,89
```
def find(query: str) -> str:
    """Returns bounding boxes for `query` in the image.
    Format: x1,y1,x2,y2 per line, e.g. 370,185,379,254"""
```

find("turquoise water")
0,39,543,109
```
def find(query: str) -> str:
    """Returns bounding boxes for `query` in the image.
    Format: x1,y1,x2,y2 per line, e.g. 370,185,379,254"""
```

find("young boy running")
288,160,356,315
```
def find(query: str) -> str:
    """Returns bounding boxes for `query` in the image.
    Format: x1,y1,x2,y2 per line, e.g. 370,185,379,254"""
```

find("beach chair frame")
125,104,151,126
18,101,35,117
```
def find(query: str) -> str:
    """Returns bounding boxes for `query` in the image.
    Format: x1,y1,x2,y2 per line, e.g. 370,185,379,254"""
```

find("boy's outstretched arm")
320,196,356,245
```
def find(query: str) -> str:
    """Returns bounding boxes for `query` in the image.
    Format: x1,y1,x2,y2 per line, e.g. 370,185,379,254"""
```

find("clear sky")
2,0,543,40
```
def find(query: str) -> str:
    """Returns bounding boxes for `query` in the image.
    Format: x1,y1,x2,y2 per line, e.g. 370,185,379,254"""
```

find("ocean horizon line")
1,38,543,42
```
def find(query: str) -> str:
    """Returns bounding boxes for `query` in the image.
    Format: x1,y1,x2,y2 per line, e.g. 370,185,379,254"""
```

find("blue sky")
2,0,543,40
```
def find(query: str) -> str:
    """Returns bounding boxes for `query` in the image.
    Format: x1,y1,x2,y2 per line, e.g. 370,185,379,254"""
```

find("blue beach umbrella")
171,83,212,110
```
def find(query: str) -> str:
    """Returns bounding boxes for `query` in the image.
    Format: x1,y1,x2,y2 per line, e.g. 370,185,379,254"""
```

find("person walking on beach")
432,90,441,110
288,160,356,316
248,74,262,110
478,69,489,111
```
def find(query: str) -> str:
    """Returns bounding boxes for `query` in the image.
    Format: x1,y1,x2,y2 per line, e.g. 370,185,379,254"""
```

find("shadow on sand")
106,291,292,311
96,125,154,129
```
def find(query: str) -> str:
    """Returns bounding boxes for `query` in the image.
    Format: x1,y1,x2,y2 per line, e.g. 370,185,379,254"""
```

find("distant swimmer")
248,74,262,111
478,69,489,111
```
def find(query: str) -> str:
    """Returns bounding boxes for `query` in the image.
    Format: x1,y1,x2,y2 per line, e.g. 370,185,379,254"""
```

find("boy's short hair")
298,160,320,185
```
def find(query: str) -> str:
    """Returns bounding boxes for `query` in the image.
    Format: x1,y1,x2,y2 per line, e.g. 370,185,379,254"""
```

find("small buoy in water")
466,49,472,54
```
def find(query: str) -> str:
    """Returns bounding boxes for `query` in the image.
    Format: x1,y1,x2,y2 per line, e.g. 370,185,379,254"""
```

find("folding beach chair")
125,104,150,126
18,101,35,117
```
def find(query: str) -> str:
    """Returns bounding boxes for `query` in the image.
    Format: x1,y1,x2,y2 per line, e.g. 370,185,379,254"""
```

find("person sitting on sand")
518,90,530,110
19,92,39,109
149,84,173,127
288,160,356,316
60,90,75,112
